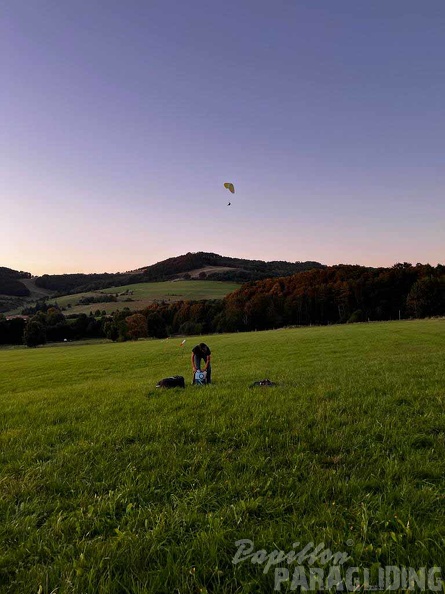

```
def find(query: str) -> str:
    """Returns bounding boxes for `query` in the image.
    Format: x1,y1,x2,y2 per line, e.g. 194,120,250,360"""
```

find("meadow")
0,320,444,593
49,280,241,315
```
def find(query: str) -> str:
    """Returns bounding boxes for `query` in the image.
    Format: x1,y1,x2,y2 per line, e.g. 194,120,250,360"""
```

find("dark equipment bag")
249,379,277,388
156,376,185,388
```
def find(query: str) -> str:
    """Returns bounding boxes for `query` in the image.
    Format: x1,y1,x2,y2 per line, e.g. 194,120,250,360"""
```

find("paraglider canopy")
224,182,235,194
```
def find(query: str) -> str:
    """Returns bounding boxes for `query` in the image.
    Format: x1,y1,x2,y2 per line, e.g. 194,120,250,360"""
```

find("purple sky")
2,0,444,274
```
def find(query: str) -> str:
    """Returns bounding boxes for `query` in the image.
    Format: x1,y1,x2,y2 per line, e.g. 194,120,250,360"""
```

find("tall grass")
1,320,444,592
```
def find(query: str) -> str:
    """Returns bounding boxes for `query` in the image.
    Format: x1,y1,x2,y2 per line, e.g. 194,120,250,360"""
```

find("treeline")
35,273,126,294
12,303,223,347
78,295,118,305
17,309,109,347
218,263,445,330
10,301,223,346
0,267,31,280
0,267,31,297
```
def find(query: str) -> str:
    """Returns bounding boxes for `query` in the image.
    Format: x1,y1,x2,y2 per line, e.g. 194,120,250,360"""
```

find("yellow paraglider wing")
224,182,235,194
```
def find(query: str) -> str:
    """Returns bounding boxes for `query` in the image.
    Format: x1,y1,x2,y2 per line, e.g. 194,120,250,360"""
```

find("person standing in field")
191,342,211,384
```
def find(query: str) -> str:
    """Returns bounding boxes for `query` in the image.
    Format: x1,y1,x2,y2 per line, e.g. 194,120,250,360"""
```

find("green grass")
50,280,240,315
1,320,445,593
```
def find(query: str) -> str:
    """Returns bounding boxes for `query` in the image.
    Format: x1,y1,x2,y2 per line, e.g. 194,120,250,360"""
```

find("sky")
2,0,444,275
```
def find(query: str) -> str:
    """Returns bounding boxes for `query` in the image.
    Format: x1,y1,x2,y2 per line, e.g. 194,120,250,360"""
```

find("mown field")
49,280,241,315
1,320,444,593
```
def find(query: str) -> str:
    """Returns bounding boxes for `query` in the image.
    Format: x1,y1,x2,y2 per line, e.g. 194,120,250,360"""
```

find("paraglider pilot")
191,343,211,384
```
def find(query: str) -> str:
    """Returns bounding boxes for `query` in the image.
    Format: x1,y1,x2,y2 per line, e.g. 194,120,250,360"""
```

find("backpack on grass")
249,379,277,388
156,376,185,389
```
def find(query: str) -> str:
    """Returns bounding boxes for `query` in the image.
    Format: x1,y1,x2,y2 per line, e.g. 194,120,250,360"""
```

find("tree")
178,321,203,335
406,277,445,318
146,312,168,338
73,314,89,339
0,318,26,345
24,320,46,347
46,307,65,327
347,310,364,324
104,320,119,342
126,314,147,340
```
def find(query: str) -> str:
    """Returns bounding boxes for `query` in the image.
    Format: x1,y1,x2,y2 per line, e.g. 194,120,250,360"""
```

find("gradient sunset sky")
3,0,444,275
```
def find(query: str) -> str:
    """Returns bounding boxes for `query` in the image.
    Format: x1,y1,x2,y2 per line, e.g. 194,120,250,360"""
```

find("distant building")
5,315,30,321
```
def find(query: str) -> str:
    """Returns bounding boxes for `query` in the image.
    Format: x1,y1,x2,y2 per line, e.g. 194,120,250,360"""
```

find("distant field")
1,320,444,593
47,280,241,315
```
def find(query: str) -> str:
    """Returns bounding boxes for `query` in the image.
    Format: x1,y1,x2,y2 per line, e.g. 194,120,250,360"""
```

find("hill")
0,267,31,296
33,252,325,295
137,252,325,283
0,267,32,313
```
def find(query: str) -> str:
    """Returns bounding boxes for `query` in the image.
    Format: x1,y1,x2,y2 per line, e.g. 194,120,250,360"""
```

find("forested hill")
220,262,445,328
0,267,31,296
139,252,324,282
34,252,325,294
